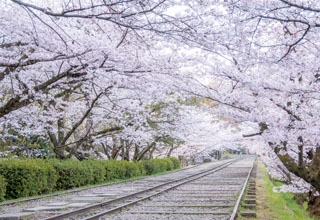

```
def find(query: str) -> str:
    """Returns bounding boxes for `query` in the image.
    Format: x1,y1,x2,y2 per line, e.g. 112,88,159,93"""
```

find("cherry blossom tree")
167,0,320,214
1,0,203,161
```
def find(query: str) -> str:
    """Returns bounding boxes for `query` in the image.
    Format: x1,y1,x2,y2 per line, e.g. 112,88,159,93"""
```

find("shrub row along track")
0,156,254,220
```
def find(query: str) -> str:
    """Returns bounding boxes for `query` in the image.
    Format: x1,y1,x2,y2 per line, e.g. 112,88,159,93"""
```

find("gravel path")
99,157,255,220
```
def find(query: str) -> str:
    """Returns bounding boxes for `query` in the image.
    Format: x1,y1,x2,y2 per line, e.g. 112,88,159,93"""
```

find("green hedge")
100,160,125,180
137,161,147,176
123,161,142,178
168,157,180,169
0,157,180,200
83,160,106,184
163,158,174,171
50,159,98,190
140,157,180,175
0,175,6,202
152,158,168,172
0,158,57,199
140,159,161,175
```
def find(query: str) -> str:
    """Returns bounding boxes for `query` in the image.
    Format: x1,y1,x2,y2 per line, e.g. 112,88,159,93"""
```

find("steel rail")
229,156,257,220
43,158,242,220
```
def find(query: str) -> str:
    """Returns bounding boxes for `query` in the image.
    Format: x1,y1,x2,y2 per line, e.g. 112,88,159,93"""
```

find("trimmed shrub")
140,159,161,175
140,160,153,175
163,158,174,171
36,159,58,194
49,159,94,190
100,160,127,181
0,175,6,202
123,161,141,178
168,157,180,169
101,160,143,180
0,158,57,199
140,157,180,174
82,160,106,184
151,158,167,172
136,161,146,176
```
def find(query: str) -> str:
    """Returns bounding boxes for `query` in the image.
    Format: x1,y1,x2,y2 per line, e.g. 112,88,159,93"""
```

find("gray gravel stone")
100,213,229,220
67,203,90,207
81,193,117,197
24,206,66,212
0,212,34,220
46,202,69,206
70,196,105,202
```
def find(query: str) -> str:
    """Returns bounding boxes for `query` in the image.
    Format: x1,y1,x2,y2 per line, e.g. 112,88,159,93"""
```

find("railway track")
79,157,256,220
0,156,255,220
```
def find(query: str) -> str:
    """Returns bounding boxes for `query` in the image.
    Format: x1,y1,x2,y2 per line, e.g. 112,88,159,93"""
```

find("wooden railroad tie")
240,161,257,218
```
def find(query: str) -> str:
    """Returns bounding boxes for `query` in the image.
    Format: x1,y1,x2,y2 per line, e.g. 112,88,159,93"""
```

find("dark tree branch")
278,25,311,62
279,0,320,13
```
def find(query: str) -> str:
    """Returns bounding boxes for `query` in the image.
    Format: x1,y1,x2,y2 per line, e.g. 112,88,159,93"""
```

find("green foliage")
99,160,127,180
82,159,106,184
0,158,57,199
177,96,201,106
0,131,54,158
35,159,58,193
123,161,141,178
152,158,168,171
140,158,177,174
162,158,174,170
0,175,7,202
159,136,185,147
99,160,142,180
49,159,95,190
168,157,180,169
136,161,146,176
293,193,308,206
140,159,161,175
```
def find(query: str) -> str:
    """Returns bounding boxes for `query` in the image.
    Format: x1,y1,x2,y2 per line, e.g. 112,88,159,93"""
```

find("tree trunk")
167,145,174,157
276,144,320,217
135,142,156,161
148,146,156,159
309,189,320,217
122,140,130,161
101,143,111,159
133,144,140,161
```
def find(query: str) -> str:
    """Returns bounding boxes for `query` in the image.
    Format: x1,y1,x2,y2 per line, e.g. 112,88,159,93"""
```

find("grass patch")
255,160,318,220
